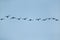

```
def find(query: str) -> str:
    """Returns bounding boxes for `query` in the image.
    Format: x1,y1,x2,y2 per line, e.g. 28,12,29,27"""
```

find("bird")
17,18,21,20
5,15,10,18
28,19,33,21
55,19,59,21
22,18,27,20
10,17,16,19
47,18,51,20
42,18,47,21
52,18,56,20
0,18,4,20
36,18,41,21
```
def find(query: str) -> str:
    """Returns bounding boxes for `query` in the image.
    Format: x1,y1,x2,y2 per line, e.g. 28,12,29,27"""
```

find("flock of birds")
0,15,59,22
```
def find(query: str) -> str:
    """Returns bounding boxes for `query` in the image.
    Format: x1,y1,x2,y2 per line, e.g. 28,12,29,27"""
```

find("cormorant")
47,18,51,20
28,19,33,21
17,18,21,20
36,18,41,21
22,18,27,20
42,18,47,21
10,17,16,19
0,18,4,20
5,15,10,18
52,18,56,20
52,18,59,21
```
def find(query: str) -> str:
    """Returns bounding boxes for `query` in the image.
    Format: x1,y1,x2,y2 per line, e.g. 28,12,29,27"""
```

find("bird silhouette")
52,18,56,20
17,18,21,20
55,19,59,21
42,18,47,21
47,18,51,20
36,18,41,21
22,18,27,20
10,17,16,19
0,18,4,20
28,19,33,21
5,15,10,18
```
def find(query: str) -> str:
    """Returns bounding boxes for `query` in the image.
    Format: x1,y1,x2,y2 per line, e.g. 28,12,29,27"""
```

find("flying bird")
5,15,10,18
0,18,4,20
28,19,33,21
55,19,59,21
52,18,56,20
47,18,51,20
10,17,16,19
17,18,21,20
42,18,47,21
22,18,27,20
36,18,41,21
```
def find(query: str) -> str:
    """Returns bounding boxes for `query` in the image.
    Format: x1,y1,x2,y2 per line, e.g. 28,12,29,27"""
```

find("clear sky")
0,0,60,40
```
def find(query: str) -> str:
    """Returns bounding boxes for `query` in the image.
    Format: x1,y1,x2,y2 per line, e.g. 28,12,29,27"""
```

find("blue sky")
0,0,60,40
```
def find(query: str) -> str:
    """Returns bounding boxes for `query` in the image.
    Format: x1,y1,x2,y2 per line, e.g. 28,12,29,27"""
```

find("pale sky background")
0,0,60,40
